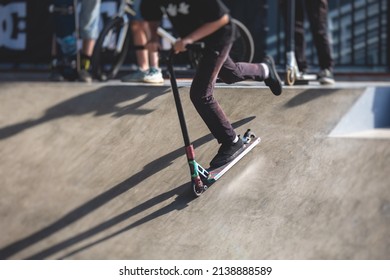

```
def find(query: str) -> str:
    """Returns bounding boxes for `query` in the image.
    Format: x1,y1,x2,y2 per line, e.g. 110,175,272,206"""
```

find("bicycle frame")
110,0,134,53
117,0,136,17
114,19,129,54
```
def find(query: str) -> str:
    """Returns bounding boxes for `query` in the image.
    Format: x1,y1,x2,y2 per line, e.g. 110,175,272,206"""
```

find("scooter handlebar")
157,27,204,51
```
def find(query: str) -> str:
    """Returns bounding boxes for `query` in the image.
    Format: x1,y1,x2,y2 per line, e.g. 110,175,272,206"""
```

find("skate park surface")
0,75,389,260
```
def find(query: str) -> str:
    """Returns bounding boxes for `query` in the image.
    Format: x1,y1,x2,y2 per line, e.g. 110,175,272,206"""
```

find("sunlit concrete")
0,79,389,260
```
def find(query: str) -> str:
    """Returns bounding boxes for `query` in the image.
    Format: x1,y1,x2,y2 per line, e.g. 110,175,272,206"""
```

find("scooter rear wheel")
286,68,296,86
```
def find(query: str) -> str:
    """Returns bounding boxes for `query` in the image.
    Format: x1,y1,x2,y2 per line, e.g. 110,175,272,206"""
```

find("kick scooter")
285,0,316,85
165,45,261,197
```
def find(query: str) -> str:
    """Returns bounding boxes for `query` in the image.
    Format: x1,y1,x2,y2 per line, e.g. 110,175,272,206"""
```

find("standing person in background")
78,0,101,82
141,0,282,168
280,0,335,85
50,0,101,82
121,0,164,84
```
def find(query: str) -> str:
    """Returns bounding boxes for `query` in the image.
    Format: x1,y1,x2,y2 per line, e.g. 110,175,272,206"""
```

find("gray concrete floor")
0,77,389,260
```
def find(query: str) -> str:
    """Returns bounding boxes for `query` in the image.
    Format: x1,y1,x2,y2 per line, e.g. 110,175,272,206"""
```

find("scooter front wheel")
192,178,207,197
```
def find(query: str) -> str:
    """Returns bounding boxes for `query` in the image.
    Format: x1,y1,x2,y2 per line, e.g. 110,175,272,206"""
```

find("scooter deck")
206,136,261,183
285,73,317,85
294,73,317,85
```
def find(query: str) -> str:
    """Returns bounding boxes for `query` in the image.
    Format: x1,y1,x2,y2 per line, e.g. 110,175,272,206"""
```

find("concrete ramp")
0,81,389,260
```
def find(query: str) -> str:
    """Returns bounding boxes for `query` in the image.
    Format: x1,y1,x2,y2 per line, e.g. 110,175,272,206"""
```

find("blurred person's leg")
305,0,335,84
79,0,101,82
294,0,308,73
121,20,150,82
143,21,163,84
121,0,163,83
51,0,79,81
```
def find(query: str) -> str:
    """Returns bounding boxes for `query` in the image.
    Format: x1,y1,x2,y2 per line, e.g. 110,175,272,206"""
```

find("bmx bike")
91,0,255,81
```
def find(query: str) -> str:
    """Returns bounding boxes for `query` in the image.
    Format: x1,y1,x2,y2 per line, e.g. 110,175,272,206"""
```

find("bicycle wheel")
230,18,255,63
92,16,131,81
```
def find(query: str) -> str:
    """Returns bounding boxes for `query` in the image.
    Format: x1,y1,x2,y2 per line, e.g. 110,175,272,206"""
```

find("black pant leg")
305,0,334,70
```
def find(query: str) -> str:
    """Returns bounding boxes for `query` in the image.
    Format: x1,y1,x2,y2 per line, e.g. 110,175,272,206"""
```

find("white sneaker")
121,69,147,82
143,67,164,84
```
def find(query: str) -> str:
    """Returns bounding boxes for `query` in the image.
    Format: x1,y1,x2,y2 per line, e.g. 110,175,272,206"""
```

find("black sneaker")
263,55,282,96
78,69,92,83
49,59,65,82
78,55,93,83
317,68,335,85
210,137,244,168
49,69,65,82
